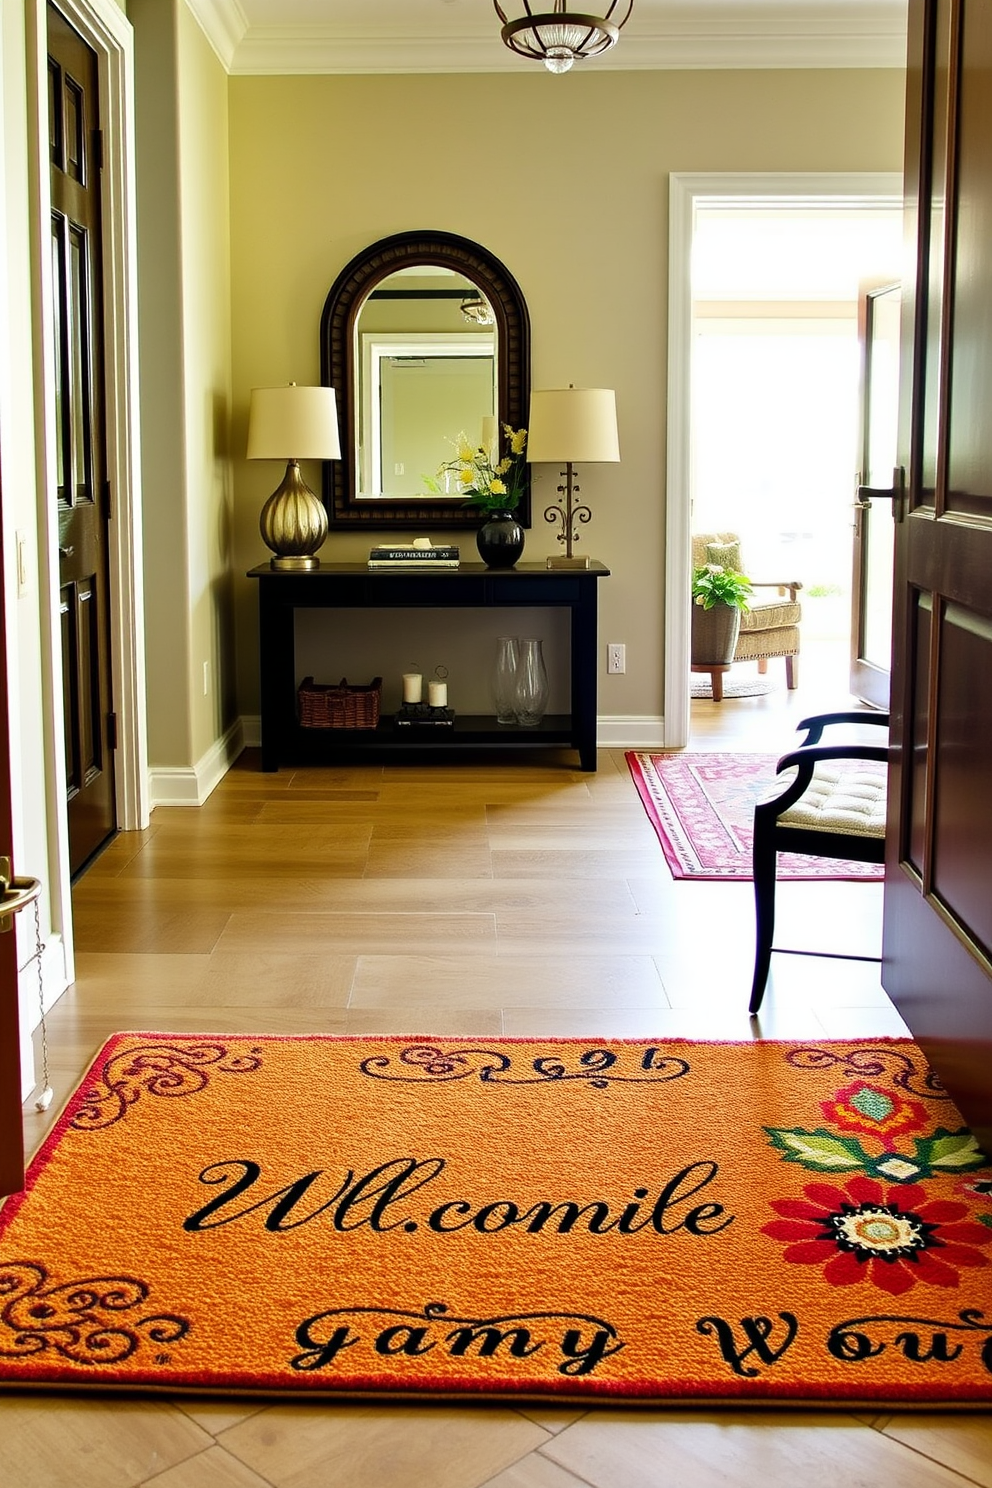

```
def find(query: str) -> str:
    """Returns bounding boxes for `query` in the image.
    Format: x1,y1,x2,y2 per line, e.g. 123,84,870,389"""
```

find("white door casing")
665,172,903,749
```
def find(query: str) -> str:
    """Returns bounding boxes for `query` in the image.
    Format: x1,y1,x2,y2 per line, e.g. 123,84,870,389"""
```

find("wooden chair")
749,710,889,1014
692,532,802,699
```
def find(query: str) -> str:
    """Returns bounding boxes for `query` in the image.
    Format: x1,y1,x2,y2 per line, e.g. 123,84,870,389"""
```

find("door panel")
48,3,115,872
883,0,992,1151
929,604,992,959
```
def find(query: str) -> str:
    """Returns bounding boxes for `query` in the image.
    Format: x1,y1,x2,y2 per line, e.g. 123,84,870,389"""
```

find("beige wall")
177,0,234,762
228,67,905,724
132,0,233,773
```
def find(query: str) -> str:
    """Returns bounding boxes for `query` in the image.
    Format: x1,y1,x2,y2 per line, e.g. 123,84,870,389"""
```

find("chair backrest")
692,532,744,573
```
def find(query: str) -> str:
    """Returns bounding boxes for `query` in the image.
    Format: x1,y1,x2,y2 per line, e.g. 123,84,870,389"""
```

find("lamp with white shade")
527,387,620,569
247,384,341,570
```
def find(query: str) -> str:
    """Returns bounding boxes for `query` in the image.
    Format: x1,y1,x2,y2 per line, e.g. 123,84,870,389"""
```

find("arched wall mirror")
319,231,531,529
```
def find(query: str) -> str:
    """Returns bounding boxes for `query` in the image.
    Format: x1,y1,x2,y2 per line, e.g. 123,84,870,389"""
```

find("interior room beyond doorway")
688,203,902,746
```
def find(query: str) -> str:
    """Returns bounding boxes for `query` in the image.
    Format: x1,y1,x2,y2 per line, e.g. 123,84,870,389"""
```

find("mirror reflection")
354,266,497,502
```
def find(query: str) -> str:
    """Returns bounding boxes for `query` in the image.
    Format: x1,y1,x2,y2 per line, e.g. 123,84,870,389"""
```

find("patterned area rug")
626,752,885,881
690,677,776,698
0,1034,990,1404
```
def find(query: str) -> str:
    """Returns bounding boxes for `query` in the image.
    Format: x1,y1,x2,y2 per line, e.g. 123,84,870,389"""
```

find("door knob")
0,855,41,934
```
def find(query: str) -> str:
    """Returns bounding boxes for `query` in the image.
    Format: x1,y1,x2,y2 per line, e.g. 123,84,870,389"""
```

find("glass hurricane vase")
491,636,520,725
514,637,549,728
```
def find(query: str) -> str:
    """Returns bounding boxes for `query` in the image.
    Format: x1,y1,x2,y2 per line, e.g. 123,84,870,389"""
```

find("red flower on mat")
764,1176,992,1295
820,1081,929,1151
955,1176,992,1201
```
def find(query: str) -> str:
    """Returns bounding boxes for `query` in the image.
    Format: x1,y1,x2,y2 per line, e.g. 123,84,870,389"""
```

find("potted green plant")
426,426,528,568
690,563,753,665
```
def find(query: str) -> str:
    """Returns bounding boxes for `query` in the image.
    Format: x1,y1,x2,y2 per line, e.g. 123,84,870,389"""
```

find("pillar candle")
428,680,447,707
402,673,422,703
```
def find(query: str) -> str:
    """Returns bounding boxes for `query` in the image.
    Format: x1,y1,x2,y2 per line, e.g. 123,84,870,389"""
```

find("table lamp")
247,384,341,569
527,387,620,568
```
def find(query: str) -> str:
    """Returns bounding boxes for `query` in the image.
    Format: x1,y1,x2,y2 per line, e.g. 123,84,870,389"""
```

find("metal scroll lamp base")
545,461,592,569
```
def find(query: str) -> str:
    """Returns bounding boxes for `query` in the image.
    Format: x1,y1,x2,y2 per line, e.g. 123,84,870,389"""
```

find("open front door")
884,0,992,1151
850,280,900,708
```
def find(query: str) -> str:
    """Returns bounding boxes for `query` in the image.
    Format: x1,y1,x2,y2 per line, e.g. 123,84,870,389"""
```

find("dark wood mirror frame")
319,230,531,530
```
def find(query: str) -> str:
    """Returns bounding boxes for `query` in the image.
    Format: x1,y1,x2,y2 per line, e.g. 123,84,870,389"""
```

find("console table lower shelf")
285,713,575,760
248,561,610,773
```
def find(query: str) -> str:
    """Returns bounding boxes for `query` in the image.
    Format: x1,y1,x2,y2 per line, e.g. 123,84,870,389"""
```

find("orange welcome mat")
1,1033,991,1405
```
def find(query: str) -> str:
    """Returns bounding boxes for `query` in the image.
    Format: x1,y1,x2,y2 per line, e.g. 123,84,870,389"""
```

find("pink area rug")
626,752,885,882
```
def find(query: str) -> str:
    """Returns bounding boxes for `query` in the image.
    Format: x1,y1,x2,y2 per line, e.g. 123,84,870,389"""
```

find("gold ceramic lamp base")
259,459,328,570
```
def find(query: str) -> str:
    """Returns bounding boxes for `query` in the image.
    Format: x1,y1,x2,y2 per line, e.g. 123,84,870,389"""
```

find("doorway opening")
665,174,904,751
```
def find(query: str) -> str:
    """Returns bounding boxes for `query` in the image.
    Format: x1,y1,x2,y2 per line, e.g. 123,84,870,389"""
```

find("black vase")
476,510,524,569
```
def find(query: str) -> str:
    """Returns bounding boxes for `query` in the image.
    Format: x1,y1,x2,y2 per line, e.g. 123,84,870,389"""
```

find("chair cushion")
772,762,887,838
705,540,742,573
734,626,799,661
741,601,801,631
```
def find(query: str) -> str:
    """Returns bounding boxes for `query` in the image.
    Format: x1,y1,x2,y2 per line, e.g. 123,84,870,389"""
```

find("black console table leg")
572,580,599,772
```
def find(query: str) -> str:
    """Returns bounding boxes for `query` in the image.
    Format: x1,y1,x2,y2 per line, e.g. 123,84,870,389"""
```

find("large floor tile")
875,1415,992,1487
541,1410,981,1488
142,1444,274,1488
0,1398,211,1488
218,1404,551,1488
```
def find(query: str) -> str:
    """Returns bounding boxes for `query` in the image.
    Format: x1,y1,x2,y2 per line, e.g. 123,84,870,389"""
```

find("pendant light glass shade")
495,1,633,73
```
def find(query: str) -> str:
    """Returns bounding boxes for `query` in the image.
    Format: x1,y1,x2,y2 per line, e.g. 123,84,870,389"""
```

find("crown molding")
185,0,249,71
225,3,907,76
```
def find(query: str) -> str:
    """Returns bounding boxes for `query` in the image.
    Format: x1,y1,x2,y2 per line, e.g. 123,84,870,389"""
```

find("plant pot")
476,510,524,569
690,601,741,665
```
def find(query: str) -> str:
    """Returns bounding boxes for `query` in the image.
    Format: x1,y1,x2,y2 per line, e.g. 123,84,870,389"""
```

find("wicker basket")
298,676,382,730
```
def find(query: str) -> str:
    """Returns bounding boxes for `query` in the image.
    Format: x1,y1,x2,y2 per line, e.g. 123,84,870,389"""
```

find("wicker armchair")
692,532,802,699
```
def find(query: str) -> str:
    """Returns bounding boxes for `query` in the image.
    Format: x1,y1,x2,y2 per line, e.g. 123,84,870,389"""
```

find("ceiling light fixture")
494,1,633,74
460,293,495,325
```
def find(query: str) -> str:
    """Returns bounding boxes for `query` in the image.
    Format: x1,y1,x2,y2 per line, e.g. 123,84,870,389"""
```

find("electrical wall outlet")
607,642,625,674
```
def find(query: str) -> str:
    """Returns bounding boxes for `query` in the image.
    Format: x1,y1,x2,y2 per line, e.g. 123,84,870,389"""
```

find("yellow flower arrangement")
426,423,528,513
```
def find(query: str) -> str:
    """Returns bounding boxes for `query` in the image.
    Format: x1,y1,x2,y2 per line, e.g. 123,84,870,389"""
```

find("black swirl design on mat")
786,1046,949,1101
71,1041,263,1131
359,1044,690,1090
826,1308,992,1374
0,1262,189,1365
292,1299,624,1375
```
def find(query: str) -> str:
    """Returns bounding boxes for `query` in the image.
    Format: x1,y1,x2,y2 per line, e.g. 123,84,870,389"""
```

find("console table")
247,561,610,772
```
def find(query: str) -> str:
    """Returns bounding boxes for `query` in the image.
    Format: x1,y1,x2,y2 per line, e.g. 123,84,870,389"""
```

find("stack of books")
367,544,460,569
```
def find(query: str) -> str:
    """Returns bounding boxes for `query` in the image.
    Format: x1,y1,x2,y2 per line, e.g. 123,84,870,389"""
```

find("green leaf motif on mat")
764,1128,868,1171
915,1129,989,1172
979,1214,992,1230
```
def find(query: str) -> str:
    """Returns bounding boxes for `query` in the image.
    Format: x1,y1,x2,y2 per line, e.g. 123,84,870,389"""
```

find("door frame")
665,172,904,749
24,0,147,963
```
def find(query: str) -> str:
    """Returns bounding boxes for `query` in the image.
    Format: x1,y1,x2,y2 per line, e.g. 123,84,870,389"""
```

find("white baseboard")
597,716,667,749
240,714,261,749
148,719,245,807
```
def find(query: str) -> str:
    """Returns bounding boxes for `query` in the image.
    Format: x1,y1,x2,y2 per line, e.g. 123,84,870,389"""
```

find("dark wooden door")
850,280,900,709
884,0,992,1151
48,3,115,873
